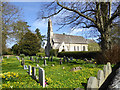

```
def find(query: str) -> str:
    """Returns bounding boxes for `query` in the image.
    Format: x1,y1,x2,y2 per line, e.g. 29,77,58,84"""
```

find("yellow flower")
6,78,8,80
13,73,16,76
95,62,96,64
2,75,5,78
7,75,11,78
8,72,10,75
16,75,19,78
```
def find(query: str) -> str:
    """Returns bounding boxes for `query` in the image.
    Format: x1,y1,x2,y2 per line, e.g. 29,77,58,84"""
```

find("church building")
45,19,89,56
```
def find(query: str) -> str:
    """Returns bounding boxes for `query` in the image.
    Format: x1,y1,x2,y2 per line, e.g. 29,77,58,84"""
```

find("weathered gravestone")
21,58,25,66
48,57,49,61
60,59,62,65
87,77,98,90
63,56,66,62
32,67,36,79
70,66,82,71
84,58,87,61
103,65,108,79
39,67,45,87
70,57,73,60
97,70,105,87
44,60,47,66
51,56,53,62
24,65,28,70
28,65,32,75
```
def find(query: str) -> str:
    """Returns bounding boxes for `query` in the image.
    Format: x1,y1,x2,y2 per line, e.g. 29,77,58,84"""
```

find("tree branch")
42,7,63,19
56,1,96,25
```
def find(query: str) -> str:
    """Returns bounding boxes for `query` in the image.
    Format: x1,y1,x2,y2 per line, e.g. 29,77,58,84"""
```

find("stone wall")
87,62,112,89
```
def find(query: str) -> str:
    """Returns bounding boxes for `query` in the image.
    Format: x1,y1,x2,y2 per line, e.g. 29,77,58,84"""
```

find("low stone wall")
87,62,112,89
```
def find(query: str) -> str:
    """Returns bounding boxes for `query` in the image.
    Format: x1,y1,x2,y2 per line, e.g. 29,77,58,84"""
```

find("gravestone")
28,65,32,75
31,57,34,62
70,57,73,60
51,64,54,66
48,57,49,61
63,56,66,62
60,59,62,65
107,62,112,75
32,67,36,79
66,57,69,63
97,70,105,87
44,60,47,66
36,64,39,67
87,77,98,90
103,65,108,79
39,67,45,87
70,66,82,71
21,58,25,66
24,65,28,70
84,58,87,61
51,56,53,62
76,59,78,61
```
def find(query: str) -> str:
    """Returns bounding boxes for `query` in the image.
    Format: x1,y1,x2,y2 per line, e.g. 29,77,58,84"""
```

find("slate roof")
53,34,88,44
86,39,96,43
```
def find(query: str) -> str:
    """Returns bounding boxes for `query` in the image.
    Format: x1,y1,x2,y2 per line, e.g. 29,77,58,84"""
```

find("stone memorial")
60,59,62,65
107,62,112,75
39,67,45,87
28,65,32,75
51,56,53,62
70,66,82,71
87,77,98,89
32,67,36,79
24,65,28,70
97,70,104,87
103,65,108,79
44,60,47,66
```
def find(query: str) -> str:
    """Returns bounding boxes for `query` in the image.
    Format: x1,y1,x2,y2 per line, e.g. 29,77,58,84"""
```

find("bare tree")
38,1,120,52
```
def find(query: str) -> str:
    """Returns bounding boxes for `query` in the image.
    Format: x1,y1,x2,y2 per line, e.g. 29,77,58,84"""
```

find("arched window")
83,46,85,51
74,46,76,51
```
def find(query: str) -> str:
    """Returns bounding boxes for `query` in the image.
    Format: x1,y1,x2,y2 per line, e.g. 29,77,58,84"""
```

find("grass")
2,56,105,88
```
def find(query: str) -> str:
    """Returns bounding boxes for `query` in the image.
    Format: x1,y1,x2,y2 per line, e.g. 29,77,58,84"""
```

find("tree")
19,32,40,56
35,28,45,48
11,44,20,55
38,1,120,52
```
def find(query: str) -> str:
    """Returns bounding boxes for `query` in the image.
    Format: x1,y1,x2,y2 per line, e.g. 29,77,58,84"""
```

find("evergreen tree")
19,32,40,56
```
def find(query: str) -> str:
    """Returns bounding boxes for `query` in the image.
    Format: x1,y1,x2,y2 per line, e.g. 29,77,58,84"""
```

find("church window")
83,46,85,51
74,46,76,51
77,46,79,51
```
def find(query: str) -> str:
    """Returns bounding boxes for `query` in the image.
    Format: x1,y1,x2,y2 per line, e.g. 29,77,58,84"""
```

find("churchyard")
1,55,114,89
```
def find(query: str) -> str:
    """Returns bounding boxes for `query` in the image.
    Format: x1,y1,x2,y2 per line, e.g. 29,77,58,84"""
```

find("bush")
58,51,101,59
49,49,59,56
20,54,25,58
36,53,45,57
95,44,120,64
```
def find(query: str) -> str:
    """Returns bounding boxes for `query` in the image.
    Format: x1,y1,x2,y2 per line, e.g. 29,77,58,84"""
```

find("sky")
6,2,100,48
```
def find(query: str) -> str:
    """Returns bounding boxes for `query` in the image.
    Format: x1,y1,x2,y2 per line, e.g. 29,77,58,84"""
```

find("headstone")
51,56,53,62
66,57,69,63
48,57,49,61
70,57,73,60
31,57,34,62
107,62,112,75
32,67,36,79
44,60,47,66
60,59,62,65
24,65,28,69
84,58,87,61
76,59,78,61
21,58,25,66
97,70,105,87
87,77,98,90
51,64,54,66
103,65,108,79
70,67,82,71
39,67,45,87
62,67,65,69
63,56,66,62
28,65,32,75
36,64,39,67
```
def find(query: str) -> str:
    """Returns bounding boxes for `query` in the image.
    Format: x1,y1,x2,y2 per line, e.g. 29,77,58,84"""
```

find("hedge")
57,51,101,59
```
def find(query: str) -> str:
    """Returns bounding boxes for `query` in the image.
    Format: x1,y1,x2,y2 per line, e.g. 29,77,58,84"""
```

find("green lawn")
2,56,104,88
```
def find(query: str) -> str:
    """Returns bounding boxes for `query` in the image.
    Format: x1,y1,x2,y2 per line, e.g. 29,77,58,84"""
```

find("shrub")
95,44,120,64
36,53,45,57
49,49,59,56
58,51,101,59
20,54,25,58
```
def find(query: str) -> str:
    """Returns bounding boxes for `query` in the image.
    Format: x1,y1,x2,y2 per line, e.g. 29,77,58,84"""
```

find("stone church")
45,19,90,56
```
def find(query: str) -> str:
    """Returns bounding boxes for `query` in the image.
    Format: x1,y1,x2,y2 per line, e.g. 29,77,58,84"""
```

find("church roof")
53,34,88,44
